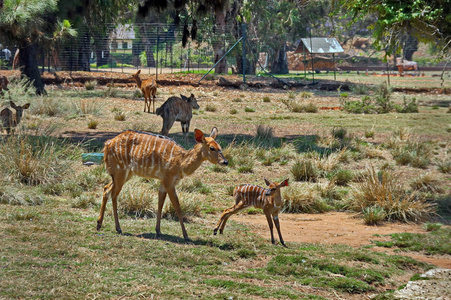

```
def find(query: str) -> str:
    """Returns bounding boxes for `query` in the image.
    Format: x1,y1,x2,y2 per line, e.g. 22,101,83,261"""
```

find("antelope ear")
137,70,141,75
180,94,188,101
210,127,218,139
194,129,205,143
264,178,271,186
9,101,17,109
23,103,30,109
280,179,289,187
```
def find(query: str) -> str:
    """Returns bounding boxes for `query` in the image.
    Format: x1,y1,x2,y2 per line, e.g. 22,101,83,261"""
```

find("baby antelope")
214,178,289,246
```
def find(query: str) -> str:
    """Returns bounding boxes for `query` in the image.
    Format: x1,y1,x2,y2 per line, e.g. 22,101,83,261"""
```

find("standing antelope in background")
131,69,157,113
156,94,199,139
214,178,289,247
1,101,30,134
97,127,228,241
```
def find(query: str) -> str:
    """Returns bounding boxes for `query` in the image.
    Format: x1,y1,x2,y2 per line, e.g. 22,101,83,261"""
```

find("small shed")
295,37,344,80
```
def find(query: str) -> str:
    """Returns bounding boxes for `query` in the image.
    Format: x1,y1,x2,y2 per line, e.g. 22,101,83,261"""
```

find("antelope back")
234,184,267,209
103,130,183,179
157,95,195,122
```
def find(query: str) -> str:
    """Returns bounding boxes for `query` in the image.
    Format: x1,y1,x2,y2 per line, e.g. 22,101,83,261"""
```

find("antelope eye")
209,146,216,151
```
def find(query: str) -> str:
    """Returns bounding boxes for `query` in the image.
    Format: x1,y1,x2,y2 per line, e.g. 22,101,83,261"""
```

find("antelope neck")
179,143,205,176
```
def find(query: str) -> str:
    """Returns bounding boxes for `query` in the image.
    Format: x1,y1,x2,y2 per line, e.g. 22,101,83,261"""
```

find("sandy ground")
231,211,451,269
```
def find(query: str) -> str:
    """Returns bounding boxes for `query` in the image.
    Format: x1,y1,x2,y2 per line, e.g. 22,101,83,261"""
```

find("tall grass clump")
1,77,35,102
283,183,332,213
119,181,157,218
350,166,436,223
84,80,97,90
390,140,432,168
290,157,319,182
75,99,101,116
163,191,202,222
0,135,80,185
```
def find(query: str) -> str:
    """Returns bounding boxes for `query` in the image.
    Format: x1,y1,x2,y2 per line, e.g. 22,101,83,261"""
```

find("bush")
350,166,436,222
283,183,332,213
205,103,217,112
362,206,386,225
394,97,419,113
291,157,318,182
84,80,97,90
0,135,80,185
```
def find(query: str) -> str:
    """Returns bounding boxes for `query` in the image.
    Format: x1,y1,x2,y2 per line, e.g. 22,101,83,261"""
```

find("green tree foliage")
337,0,451,57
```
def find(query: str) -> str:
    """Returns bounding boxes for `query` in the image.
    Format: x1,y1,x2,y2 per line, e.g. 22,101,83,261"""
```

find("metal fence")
35,23,240,78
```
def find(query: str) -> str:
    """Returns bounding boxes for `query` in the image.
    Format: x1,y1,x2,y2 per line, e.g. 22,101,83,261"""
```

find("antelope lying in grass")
1,101,30,134
97,127,228,241
214,178,289,247
156,94,199,139
131,70,157,113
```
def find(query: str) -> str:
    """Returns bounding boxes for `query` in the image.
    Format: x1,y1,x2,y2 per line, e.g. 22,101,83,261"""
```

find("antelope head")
264,178,289,196
181,93,200,110
195,127,228,166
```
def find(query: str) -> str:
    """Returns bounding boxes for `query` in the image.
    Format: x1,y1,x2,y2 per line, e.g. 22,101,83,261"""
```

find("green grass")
373,227,451,255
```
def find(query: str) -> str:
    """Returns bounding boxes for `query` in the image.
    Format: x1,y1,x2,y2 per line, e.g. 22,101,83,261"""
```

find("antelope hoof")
213,228,218,235
96,221,102,231
116,228,122,235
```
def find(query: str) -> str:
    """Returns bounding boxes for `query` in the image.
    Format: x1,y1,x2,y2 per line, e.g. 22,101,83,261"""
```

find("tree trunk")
270,43,289,74
18,43,46,95
79,31,91,71
213,8,228,74
403,35,418,61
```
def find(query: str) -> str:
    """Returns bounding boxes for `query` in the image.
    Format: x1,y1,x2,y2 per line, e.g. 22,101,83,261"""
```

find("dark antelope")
214,178,289,246
131,70,157,113
0,75,9,93
156,93,199,139
97,127,228,241
1,101,30,134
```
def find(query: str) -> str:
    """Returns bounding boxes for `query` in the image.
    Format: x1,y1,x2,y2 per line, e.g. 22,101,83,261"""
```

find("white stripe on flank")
151,137,158,171
124,132,130,167
129,134,136,170
166,143,175,168
141,135,150,172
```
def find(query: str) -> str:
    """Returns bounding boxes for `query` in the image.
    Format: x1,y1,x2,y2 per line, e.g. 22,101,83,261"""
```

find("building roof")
295,38,344,54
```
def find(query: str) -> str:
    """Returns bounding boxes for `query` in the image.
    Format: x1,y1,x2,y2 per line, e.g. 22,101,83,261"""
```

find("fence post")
156,25,159,80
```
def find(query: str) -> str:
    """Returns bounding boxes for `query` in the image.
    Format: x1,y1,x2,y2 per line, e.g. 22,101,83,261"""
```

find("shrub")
283,183,332,213
255,124,274,141
362,206,386,225
287,91,296,99
410,173,443,193
205,103,217,112
437,158,451,173
394,97,419,113
299,91,313,98
84,80,97,90
76,99,101,116
351,84,369,95
119,181,157,218
88,119,98,129
244,107,255,112
350,166,436,222
332,127,347,140
114,109,126,121
163,191,202,222
0,135,80,185
291,157,318,182
262,96,271,102
391,140,432,168
331,169,354,186
229,109,238,115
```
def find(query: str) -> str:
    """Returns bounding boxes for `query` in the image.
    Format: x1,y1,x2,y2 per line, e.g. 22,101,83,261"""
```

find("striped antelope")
131,69,157,113
214,178,289,247
1,101,30,134
156,94,199,138
97,127,228,241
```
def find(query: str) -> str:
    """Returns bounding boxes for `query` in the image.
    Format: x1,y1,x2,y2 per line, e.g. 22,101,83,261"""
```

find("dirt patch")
230,212,451,269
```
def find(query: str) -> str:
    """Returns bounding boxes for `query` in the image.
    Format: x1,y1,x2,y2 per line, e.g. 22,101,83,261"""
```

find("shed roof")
295,38,344,54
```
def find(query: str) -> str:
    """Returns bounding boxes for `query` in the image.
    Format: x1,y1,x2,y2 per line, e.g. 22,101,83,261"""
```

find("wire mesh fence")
34,23,241,78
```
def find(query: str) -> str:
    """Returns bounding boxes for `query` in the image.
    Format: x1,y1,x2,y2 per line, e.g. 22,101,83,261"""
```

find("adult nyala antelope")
131,69,157,113
156,93,199,139
214,178,289,247
97,127,228,241
1,101,30,134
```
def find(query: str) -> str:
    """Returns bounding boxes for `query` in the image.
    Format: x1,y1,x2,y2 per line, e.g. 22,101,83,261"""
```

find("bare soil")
231,212,451,269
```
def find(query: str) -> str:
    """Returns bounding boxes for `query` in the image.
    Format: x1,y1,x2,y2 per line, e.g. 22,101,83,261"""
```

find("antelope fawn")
97,127,228,241
0,75,9,93
214,178,289,247
156,93,199,139
1,101,30,134
131,69,157,113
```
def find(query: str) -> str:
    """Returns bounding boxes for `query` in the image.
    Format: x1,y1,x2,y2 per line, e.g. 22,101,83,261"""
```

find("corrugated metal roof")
295,38,344,54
